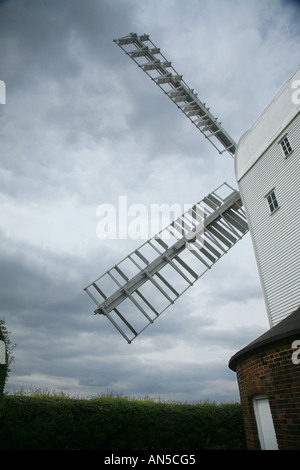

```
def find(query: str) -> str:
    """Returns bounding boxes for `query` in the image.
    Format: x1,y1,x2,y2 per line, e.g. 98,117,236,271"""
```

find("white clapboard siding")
237,110,299,327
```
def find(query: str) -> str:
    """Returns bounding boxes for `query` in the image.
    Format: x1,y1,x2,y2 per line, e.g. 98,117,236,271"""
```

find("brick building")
229,306,300,450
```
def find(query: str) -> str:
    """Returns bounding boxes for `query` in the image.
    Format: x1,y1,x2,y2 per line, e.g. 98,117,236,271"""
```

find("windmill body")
235,65,300,327
84,33,299,341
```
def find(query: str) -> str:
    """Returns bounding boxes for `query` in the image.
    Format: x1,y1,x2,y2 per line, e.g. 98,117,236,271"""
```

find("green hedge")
0,393,246,450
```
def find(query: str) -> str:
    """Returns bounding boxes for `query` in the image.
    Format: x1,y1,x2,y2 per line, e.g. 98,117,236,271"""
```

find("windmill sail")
84,183,248,343
114,33,236,156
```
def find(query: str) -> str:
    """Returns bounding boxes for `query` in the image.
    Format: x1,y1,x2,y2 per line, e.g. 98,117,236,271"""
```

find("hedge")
0,393,246,450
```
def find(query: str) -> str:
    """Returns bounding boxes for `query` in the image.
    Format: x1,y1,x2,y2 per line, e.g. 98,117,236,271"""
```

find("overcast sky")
0,0,299,403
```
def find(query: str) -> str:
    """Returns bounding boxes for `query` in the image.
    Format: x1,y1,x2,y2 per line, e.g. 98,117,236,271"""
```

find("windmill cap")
229,306,300,371
234,64,300,182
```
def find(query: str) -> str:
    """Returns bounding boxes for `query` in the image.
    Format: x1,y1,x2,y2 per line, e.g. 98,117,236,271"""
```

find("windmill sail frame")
84,183,248,343
114,33,237,156
84,34,248,343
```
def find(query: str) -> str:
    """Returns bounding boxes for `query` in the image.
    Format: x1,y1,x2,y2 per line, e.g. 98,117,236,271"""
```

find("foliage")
0,390,246,450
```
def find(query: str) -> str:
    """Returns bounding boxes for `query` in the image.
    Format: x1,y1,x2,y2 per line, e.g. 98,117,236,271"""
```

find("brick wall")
235,336,300,450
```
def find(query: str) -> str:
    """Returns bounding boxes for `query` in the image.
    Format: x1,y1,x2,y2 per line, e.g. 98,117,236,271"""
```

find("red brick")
234,338,300,450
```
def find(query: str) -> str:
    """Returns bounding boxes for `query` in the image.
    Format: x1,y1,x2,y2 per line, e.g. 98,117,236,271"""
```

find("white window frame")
280,135,293,157
266,189,279,214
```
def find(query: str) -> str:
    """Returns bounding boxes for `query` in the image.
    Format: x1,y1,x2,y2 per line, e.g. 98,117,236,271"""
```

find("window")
280,136,292,157
266,190,279,214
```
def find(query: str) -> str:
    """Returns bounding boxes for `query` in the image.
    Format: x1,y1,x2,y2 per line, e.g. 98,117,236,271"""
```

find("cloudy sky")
1,0,299,403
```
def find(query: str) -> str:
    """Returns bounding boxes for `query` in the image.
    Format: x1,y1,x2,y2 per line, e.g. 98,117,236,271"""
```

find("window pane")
280,137,292,156
267,190,279,213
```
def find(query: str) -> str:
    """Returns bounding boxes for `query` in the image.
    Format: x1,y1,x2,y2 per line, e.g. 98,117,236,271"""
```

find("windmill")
84,33,300,342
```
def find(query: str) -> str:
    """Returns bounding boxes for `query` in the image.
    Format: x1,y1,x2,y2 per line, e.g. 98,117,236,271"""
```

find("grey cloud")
1,0,299,403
